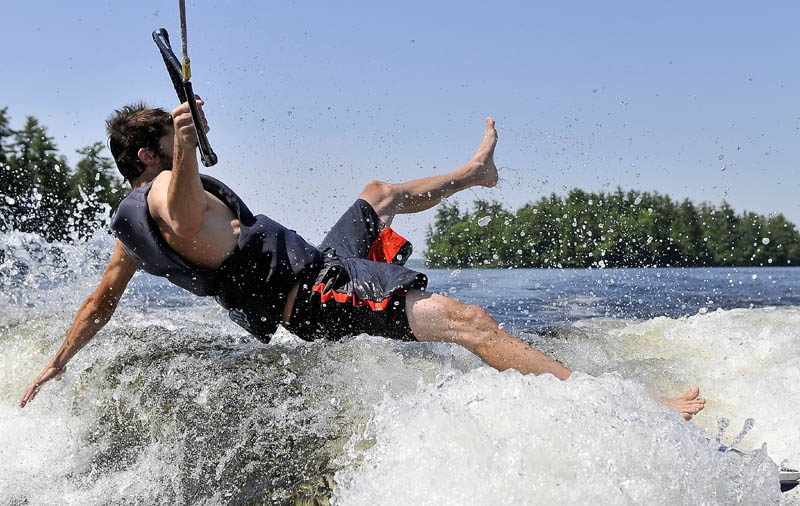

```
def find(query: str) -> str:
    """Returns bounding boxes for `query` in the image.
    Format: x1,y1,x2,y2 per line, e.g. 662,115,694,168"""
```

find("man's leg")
405,289,706,420
405,290,572,379
359,118,499,226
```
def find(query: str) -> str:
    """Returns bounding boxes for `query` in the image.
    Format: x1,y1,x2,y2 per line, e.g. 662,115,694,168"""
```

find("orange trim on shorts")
367,227,407,264
312,283,406,311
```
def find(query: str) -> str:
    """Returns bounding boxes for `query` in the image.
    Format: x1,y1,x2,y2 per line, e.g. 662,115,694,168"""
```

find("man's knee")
359,180,400,216
406,291,496,346
460,303,497,330
445,300,498,348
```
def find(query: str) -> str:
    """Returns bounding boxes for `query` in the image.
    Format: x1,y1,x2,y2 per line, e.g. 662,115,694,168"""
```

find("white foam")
564,307,800,466
2,231,796,503
333,370,779,506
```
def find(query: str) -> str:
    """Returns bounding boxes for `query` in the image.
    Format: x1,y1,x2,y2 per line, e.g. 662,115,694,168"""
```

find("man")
20,101,705,420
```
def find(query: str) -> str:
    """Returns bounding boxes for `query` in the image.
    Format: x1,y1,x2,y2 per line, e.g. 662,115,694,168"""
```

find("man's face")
154,126,175,171
158,125,175,158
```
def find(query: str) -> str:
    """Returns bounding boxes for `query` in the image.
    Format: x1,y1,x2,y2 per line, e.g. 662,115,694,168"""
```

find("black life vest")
110,174,322,340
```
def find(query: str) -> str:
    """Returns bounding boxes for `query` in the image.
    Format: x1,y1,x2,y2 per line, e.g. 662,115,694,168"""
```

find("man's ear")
137,147,156,167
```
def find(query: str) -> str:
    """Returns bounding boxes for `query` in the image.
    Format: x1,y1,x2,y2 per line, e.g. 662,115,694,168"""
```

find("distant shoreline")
424,189,800,269
414,259,800,271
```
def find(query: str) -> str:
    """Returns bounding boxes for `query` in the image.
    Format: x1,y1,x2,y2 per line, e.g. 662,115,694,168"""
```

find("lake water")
1,231,798,505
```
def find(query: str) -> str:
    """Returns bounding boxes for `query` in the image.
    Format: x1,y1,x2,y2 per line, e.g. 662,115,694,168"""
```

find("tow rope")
152,0,218,167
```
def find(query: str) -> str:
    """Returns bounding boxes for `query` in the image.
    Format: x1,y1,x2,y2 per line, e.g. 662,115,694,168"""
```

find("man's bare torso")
148,171,240,269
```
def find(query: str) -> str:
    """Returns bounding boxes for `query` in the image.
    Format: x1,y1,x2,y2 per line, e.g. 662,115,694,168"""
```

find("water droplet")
477,216,491,227
761,237,770,245
634,196,642,205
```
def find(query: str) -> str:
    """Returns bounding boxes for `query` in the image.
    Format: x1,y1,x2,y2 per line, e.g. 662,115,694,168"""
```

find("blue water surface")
420,265,800,331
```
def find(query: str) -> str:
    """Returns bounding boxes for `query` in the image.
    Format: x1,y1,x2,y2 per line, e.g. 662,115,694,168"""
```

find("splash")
1,231,794,504
559,308,800,466
333,370,780,506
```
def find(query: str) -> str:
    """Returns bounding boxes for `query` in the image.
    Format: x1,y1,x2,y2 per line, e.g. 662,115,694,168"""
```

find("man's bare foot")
661,387,706,420
467,117,499,188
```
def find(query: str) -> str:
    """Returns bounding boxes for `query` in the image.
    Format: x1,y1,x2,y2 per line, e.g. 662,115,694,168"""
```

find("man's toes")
683,387,700,400
686,400,705,414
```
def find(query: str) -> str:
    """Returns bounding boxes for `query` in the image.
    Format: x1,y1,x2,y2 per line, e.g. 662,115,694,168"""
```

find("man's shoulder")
148,171,171,194
145,172,173,215
148,171,228,195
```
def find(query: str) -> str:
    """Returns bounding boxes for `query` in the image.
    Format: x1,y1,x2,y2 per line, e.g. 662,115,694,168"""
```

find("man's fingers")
20,365,64,407
172,99,210,145
172,102,189,116
20,384,38,408
171,102,195,123
196,100,209,132
173,111,194,126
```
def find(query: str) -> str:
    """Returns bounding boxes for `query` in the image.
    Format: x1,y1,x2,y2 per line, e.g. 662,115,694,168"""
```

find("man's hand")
18,241,135,409
20,364,65,408
171,97,210,149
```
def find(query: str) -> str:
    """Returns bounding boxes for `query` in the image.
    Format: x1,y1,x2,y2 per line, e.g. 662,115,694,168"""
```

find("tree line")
0,107,124,241
424,189,800,268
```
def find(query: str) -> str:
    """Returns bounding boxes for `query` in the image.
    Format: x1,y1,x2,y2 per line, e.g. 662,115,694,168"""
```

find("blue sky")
3,1,799,250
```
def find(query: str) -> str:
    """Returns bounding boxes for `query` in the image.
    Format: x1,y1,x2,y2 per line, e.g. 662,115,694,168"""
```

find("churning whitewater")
2,230,797,505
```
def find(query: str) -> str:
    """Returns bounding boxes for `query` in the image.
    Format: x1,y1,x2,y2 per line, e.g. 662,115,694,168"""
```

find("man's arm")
19,240,138,407
152,99,209,238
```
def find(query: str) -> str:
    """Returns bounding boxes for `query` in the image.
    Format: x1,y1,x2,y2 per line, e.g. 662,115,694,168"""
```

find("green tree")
0,107,11,167
736,211,768,265
425,201,464,267
424,189,800,269
0,107,15,230
69,142,125,238
0,109,125,241
699,202,739,266
7,117,72,239
763,214,800,265
668,200,710,266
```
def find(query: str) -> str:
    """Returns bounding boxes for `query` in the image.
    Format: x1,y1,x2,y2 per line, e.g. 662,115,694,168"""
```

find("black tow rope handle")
152,28,218,167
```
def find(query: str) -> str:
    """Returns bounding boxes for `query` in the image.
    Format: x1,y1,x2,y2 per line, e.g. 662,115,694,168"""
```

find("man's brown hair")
106,103,172,183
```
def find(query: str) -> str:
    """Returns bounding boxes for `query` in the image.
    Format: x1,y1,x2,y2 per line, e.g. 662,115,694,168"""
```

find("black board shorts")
287,199,428,341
